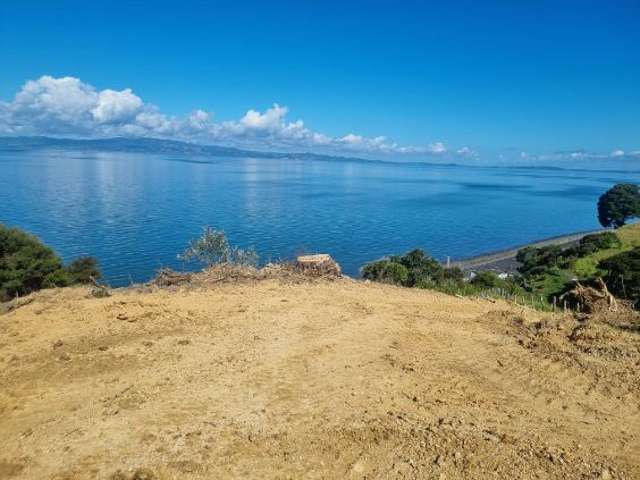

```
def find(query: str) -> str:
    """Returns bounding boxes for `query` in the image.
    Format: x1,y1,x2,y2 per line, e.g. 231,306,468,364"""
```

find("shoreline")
450,229,604,273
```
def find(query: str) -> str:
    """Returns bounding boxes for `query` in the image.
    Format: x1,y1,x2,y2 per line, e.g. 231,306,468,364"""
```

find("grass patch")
573,223,640,278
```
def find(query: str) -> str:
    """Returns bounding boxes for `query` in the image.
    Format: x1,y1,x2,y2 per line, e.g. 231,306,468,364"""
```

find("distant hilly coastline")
0,135,390,165
1,136,638,175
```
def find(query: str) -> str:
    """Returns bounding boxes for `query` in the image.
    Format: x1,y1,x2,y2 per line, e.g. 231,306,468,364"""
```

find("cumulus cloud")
0,75,468,158
92,89,143,124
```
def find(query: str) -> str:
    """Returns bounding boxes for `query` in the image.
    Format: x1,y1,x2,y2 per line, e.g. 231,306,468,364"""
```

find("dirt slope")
1,277,639,479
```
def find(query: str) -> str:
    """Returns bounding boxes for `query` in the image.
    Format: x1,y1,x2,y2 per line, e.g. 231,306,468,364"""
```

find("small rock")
600,469,611,480
116,313,128,321
98,345,109,351
177,339,191,346
52,339,64,349
59,352,71,361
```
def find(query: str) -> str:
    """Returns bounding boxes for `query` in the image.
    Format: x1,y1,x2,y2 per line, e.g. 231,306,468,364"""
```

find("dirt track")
1,277,639,479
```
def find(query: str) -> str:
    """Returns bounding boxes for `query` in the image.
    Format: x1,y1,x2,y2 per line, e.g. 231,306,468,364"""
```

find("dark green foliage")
362,249,464,289
67,257,102,284
471,270,503,289
392,249,447,286
361,260,409,285
516,245,568,276
572,232,621,256
597,183,640,228
0,224,69,300
0,224,102,302
362,248,528,302
599,247,640,307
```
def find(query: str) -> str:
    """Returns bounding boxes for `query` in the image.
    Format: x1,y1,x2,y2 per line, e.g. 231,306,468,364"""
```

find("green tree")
597,183,640,228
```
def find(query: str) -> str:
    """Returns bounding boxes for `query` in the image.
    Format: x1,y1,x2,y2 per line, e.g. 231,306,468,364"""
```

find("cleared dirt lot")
1,277,639,479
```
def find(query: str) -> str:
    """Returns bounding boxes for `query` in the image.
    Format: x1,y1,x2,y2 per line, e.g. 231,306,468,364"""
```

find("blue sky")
1,1,639,160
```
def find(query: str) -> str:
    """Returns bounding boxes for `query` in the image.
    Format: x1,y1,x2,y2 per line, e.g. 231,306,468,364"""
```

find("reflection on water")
1,148,639,286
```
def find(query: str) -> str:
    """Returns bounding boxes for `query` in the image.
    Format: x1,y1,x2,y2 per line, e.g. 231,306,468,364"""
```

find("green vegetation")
362,249,462,288
573,223,640,278
362,224,640,311
0,224,101,301
178,226,259,267
362,248,525,301
597,183,640,228
515,224,640,308
599,248,640,308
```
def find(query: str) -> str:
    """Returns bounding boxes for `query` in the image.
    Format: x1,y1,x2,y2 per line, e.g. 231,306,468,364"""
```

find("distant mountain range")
0,136,378,164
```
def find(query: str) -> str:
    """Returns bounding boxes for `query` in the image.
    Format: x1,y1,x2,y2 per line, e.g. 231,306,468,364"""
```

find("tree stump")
295,254,341,277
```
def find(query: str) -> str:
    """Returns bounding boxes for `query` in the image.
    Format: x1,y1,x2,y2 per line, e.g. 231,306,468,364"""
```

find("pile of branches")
560,277,619,314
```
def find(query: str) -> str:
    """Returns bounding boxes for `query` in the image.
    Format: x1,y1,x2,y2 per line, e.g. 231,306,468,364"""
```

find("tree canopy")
597,183,640,228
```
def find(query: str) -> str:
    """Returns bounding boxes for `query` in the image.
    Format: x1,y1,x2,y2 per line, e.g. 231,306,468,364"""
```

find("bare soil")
1,275,639,479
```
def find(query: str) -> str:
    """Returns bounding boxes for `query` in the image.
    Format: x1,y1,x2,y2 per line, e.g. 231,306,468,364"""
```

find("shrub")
0,225,103,301
362,249,464,290
67,257,102,284
178,227,259,267
599,247,640,307
573,232,622,256
516,245,568,276
597,183,640,228
362,260,409,285
471,270,503,289
0,225,68,300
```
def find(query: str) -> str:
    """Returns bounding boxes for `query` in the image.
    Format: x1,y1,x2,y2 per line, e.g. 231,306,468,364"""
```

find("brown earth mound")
1,276,638,479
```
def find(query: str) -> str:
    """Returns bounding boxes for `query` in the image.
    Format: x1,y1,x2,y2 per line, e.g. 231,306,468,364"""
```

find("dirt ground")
1,275,639,479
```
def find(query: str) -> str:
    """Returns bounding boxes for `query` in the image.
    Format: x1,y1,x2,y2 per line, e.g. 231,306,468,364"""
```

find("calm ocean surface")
1,148,638,286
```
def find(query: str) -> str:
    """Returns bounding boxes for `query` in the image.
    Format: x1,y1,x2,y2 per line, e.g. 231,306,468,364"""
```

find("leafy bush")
599,247,640,307
597,183,640,228
516,245,568,277
362,249,463,289
0,224,101,301
361,260,409,285
471,270,504,289
570,232,622,257
178,227,258,267
67,257,102,284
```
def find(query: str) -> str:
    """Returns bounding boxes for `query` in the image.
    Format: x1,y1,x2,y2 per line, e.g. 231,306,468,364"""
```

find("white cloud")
428,142,446,154
0,75,468,158
340,133,363,145
240,104,287,131
92,88,143,124
610,149,625,157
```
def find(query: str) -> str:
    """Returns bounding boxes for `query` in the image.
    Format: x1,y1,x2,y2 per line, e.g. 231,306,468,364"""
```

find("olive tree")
178,227,258,267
